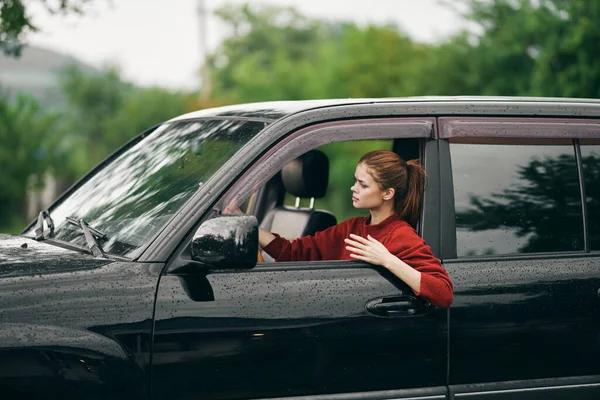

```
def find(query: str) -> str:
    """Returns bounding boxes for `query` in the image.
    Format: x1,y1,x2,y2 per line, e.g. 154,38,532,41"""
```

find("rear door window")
450,139,584,257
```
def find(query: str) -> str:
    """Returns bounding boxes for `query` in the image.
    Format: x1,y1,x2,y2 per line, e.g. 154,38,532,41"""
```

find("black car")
1,97,599,400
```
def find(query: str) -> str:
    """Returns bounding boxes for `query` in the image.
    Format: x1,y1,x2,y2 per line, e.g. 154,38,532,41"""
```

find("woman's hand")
345,234,422,294
222,197,244,215
344,234,395,267
223,202,243,215
199,181,244,215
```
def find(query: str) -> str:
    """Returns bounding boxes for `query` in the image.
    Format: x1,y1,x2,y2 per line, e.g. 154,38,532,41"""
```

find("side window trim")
439,117,600,139
442,249,599,265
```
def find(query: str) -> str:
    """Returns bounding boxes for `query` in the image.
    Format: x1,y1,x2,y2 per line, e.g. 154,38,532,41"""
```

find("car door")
439,117,600,399
151,118,449,400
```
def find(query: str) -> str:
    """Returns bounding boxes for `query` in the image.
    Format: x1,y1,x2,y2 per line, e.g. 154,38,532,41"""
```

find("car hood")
0,234,113,278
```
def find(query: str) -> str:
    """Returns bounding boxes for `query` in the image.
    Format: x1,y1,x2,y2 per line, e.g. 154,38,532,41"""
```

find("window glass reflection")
581,145,600,250
27,119,267,257
451,142,583,257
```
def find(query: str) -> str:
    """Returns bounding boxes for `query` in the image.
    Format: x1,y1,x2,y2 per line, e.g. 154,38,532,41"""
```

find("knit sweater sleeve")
263,219,352,262
393,228,454,308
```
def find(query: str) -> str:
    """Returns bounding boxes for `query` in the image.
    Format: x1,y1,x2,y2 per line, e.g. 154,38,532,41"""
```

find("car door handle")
366,296,418,317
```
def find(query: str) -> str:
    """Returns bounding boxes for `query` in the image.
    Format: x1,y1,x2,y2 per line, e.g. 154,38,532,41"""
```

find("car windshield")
24,118,268,257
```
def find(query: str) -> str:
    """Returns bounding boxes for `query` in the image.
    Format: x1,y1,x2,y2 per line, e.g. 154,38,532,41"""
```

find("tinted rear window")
450,140,584,257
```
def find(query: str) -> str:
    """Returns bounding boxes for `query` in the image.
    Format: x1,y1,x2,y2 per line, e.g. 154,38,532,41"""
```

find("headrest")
282,150,329,198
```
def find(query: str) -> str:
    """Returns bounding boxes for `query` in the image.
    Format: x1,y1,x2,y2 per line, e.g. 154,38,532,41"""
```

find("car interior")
240,137,423,262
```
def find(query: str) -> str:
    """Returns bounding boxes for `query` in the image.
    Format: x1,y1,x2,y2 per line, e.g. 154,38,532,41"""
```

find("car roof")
169,96,600,122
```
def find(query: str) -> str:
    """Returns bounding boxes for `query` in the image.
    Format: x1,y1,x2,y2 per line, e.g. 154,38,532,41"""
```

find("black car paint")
2,97,600,399
0,235,161,400
153,264,447,399
446,254,600,398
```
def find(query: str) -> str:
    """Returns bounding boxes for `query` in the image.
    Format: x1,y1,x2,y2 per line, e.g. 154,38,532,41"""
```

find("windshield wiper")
35,210,55,240
66,217,107,257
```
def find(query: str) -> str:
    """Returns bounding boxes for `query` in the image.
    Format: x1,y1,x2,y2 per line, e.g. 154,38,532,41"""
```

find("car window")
219,118,433,223
283,140,393,223
581,143,600,250
450,139,584,257
25,119,267,257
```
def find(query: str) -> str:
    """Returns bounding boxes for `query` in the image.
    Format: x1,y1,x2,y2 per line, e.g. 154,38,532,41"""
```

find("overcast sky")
27,0,466,90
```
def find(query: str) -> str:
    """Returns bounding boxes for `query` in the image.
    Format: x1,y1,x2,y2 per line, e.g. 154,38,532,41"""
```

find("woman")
235,150,453,308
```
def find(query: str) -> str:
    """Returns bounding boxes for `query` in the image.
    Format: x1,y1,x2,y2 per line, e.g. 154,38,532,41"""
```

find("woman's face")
351,163,391,210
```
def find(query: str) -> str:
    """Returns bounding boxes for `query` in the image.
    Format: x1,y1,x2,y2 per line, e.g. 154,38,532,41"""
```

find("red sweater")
263,214,453,308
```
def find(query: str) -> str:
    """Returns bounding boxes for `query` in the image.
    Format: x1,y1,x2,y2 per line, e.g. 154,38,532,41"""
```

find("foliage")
208,4,431,102
4,0,600,233
58,66,189,174
0,0,93,57
0,92,63,230
0,66,190,233
58,65,132,169
209,4,335,102
444,0,600,97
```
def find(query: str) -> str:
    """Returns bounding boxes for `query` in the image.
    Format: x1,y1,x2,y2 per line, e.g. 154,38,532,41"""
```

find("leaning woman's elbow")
419,274,454,308
430,287,454,309
438,294,454,309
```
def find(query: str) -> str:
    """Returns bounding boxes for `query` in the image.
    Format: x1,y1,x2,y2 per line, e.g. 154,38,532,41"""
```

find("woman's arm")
344,233,453,308
224,201,319,260
264,220,351,262
222,200,276,249
382,255,422,294
345,234,421,292
224,200,349,262
259,227,276,249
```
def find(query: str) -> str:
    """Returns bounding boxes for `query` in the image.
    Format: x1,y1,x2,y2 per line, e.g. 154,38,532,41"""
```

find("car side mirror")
191,215,258,270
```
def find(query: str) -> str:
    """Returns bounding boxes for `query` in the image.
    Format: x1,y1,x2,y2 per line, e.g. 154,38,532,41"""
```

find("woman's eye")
354,179,366,188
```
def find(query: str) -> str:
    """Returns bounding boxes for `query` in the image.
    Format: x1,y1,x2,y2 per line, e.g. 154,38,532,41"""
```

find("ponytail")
397,159,426,227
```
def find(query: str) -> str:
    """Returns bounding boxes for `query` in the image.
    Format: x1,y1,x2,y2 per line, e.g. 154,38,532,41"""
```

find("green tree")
0,66,190,233
414,33,485,95
0,93,63,231
58,65,132,168
59,66,190,174
528,0,600,98
209,4,333,102
0,0,93,57
329,24,431,98
209,4,432,102
101,87,190,152
434,0,600,98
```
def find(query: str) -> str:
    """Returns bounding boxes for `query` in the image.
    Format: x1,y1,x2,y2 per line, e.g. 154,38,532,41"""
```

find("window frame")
579,141,600,253
439,116,600,261
211,117,442,263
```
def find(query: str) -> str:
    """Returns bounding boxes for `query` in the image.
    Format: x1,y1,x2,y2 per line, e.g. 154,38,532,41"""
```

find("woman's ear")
382,188,395,201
